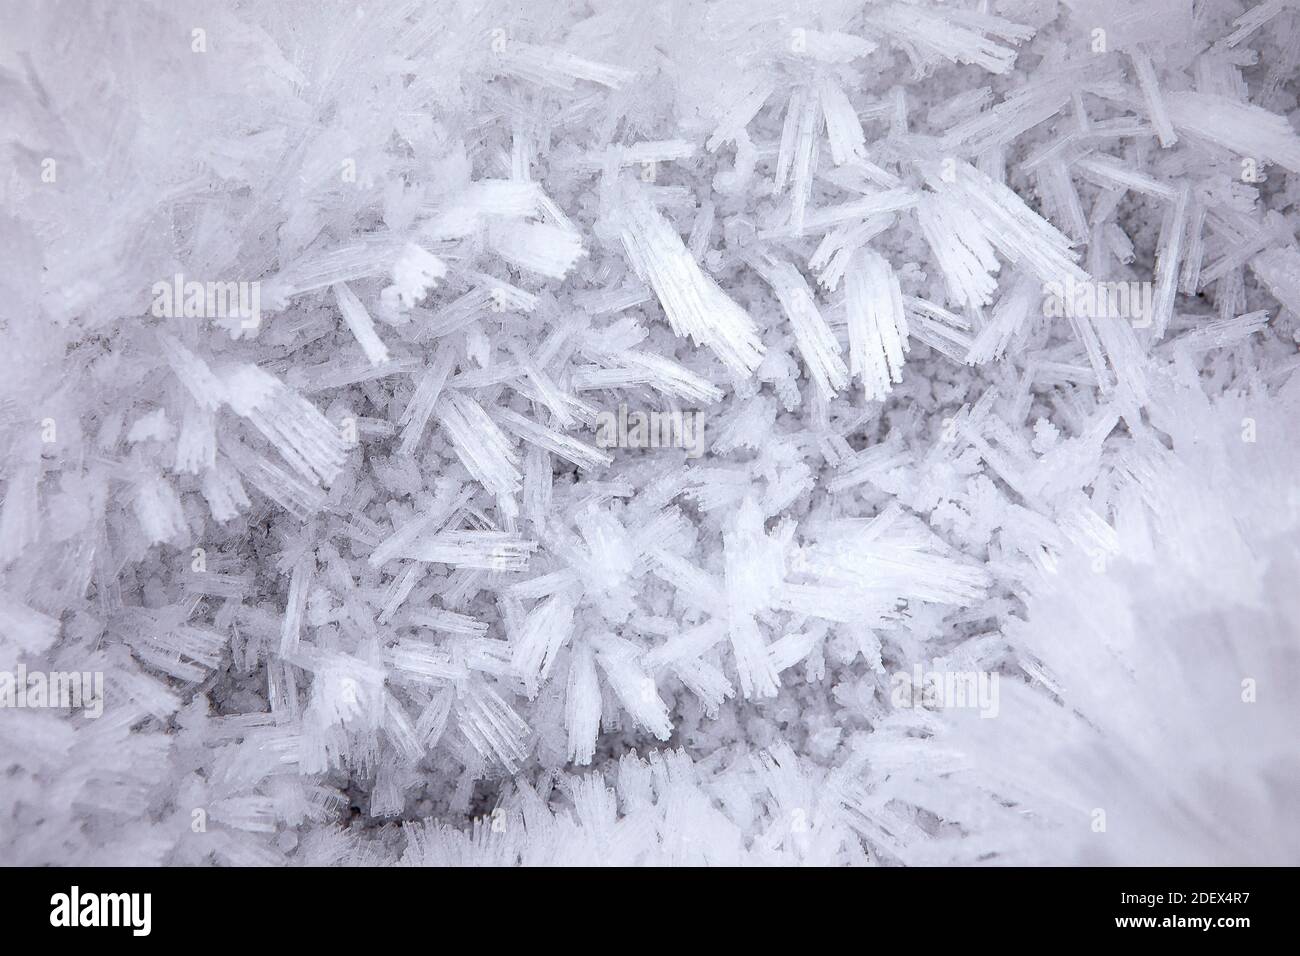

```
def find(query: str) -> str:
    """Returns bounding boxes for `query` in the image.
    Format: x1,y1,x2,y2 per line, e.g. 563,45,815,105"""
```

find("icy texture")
1,0,1298,866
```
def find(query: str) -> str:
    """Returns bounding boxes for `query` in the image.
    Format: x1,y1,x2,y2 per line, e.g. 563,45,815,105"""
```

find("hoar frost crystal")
1,0,1298,866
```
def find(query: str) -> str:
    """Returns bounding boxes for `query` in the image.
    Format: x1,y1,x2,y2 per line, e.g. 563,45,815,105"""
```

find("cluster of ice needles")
1,0,1298,865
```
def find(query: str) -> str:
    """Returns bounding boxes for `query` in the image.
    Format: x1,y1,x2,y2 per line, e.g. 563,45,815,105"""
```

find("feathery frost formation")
1,0,1299,865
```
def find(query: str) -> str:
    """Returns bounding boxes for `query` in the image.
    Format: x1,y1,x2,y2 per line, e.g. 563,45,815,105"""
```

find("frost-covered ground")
1,0,1298,866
